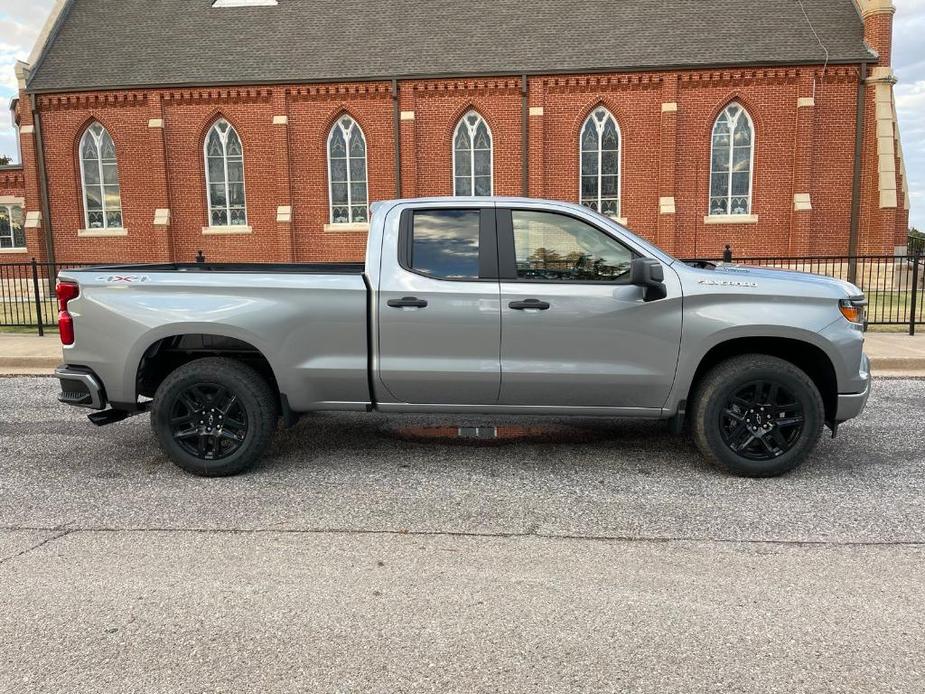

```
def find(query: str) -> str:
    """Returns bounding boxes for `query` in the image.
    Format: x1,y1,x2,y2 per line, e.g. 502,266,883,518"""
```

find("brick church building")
0,0,911,265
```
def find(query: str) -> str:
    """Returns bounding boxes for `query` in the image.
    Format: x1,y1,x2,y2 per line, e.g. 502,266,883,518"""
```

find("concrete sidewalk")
2,331,924,376
0,334,61,374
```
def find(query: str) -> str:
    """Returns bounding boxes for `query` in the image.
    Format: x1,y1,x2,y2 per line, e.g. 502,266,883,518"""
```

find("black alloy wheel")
691,354,824,477
719,380,805,461
169,383,249,461
152,357,277,477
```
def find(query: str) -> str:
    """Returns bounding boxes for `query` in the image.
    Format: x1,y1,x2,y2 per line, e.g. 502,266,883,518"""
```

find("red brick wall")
162,90,278,263
539,76,662,246
38,92,167,264
410,79,523,198
809,72,863,255
0,167,25,197
16,63,900,264
287,83,395,263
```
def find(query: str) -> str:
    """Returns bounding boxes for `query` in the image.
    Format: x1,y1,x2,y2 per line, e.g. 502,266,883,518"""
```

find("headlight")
839,296,866,325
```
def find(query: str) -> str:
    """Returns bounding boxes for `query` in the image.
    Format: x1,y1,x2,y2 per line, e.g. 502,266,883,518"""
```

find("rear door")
496,206,682,409
376,204,501,405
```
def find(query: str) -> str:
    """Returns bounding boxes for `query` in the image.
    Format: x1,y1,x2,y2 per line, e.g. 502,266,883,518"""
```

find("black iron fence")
1,250,923,335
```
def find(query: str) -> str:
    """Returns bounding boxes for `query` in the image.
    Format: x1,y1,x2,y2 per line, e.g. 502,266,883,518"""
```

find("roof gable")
27,0,874,93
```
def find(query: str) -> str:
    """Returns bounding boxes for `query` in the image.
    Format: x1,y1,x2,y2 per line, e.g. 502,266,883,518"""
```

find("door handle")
387,296,428,309
509,299,551,311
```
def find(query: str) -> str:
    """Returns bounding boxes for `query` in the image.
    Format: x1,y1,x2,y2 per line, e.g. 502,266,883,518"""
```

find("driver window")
511,210,635,282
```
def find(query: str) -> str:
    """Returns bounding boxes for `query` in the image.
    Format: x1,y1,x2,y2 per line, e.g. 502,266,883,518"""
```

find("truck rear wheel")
151,357,277,477
691,354,824,477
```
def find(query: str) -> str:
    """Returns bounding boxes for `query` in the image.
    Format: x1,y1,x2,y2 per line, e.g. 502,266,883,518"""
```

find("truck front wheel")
151,357,277,477
691,354,824,477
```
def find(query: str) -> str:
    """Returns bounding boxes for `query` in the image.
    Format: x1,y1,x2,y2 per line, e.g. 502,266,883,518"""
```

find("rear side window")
409,210,481,280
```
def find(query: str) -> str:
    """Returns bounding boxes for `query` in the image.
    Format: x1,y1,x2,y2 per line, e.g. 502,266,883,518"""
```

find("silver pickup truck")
54,197,870,478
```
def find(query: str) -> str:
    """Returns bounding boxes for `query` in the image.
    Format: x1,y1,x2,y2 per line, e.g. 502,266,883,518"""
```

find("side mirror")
631,257,667,302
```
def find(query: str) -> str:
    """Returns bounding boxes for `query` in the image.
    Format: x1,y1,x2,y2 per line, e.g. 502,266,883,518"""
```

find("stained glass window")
709,103,754,216
79,123,123,230
328,116,368,224
0,205,25,249
579,108,621,219
204,119,247,227
453,111,492,196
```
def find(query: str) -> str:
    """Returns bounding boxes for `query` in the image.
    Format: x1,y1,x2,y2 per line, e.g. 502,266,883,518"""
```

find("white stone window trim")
327,116,369,225
0,202,26,250
703,214,759,225
78,122,123,231
452,110,494,196
204,118,248,228
78,227,129,237
708,103,756,218
323,222,370,233
579,107,622,220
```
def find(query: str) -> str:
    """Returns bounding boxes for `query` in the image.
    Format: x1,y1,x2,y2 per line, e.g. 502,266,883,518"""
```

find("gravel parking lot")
1,376,924,692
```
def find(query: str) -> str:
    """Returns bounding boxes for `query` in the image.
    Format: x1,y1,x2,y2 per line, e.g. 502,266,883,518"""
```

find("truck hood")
711,264,862,297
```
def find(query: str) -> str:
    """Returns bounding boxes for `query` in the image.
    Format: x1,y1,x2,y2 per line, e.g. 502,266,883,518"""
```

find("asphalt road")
0,376,923,693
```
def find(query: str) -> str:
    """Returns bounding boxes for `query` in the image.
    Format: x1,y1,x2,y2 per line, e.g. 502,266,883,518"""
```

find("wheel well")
137,334,280,404
689,337,838,422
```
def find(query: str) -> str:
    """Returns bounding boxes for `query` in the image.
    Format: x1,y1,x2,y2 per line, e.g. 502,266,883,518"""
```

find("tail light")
56,281,79,346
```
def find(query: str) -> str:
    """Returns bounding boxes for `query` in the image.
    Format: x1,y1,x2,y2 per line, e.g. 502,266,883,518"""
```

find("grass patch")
866,290,922,327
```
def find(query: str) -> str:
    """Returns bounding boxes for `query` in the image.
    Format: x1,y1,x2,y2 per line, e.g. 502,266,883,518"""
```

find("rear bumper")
835,353,871,423
55,365,107,410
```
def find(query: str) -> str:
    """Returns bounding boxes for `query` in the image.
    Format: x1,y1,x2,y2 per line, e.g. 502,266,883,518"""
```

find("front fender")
664,323,845,415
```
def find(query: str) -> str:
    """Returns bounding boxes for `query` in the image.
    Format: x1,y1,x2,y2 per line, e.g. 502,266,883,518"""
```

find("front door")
496,207,682,409
377,205,501,405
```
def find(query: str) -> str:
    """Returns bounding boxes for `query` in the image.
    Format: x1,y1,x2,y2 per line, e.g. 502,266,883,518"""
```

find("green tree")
909,227,924,256
0,155,11,166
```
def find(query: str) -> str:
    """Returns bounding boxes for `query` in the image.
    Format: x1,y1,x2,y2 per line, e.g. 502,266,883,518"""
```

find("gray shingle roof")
27,0,875,93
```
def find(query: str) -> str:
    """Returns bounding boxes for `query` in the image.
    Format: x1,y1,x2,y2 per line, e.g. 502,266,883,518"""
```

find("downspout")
521,74,529,197
391,79,402,198
847,62,867,284
30,93,56,268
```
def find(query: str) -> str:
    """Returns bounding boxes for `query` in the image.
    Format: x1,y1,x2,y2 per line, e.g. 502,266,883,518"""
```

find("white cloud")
0,0,54,160
895,0,925,229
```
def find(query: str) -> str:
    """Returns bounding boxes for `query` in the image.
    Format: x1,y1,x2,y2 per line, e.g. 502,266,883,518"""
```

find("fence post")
30,258,44,338
910,254,920,337
848,256,858,286
723,245,733,263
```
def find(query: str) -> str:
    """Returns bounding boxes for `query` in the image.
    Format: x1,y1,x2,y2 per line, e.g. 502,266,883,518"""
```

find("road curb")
869,357,925,371
0,356,60,368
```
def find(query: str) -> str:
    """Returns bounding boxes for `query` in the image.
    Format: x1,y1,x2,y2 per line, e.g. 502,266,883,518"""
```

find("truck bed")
83,262,366,274
58,263,372,412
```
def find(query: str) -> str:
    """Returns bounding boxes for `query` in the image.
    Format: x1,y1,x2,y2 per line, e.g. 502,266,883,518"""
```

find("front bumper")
55,365,107,410
835,353,871,422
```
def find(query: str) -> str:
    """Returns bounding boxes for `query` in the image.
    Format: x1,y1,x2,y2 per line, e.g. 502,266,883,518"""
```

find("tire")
690,354,824,478
151,357,277,477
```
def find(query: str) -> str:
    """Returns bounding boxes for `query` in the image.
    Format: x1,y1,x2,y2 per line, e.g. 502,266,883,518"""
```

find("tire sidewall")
152,360,274,476
699,361,824,477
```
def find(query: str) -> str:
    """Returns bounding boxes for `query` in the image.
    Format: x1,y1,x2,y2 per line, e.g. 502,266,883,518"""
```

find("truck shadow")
267,411,704,475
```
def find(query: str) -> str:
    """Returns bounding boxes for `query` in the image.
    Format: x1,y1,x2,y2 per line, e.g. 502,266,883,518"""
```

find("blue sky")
1,0,923,229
